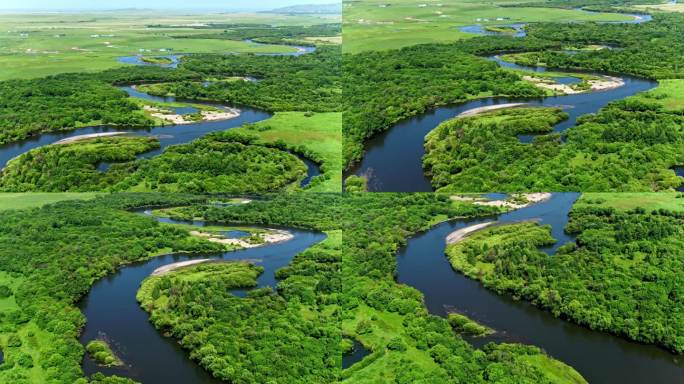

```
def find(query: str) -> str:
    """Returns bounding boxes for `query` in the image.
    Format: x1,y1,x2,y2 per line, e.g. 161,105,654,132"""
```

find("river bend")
350,13,658,191
78,209,325,383
396,193,684,383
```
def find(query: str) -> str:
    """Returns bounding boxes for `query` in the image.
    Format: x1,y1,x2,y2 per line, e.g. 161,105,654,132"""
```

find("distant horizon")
0,0,339,11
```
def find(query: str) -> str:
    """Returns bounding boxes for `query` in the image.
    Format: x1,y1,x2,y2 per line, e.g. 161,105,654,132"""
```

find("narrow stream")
396,193,684,383
78,209,326,383
342,341,370,369
350,13,658,192
117,39,315,67
118,54,182,68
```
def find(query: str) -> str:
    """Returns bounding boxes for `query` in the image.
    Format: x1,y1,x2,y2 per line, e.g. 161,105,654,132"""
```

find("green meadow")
234,112,342,192
0,192,101,211
631,79,684,111
0,10,338,80
577,192,684,212
343,0,632,53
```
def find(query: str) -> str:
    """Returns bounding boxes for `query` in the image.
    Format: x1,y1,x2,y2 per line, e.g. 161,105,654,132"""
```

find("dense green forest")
0,193,343,383
0,69,174,145
513,13,684,79
342,38,556,168
171,193,586,383
121,131,308,193
446,198,684,353
0,78,147,145
344,7,684,192
0,65,200,145
423,103,684,191
0,132,307,193
137,235,341,383
0,136,159,192
0,193,223,383
141,46,340,113
0,192,615,383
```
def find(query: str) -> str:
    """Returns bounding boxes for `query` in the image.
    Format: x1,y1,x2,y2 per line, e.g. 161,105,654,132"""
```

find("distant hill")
264,3,341,14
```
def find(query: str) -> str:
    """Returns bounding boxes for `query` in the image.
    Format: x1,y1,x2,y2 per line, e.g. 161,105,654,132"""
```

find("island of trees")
0,132,307,193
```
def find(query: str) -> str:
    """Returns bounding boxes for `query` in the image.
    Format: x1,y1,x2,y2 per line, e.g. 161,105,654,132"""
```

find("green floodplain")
0,8,342,194
3,191,682,383
1,0,684,383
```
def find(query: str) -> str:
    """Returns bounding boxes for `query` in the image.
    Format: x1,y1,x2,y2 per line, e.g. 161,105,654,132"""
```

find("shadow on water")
396,193,684,383
79,210,326,383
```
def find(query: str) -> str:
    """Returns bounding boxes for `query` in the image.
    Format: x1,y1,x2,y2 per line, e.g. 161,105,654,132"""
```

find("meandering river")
349,13,661,192
396,193,684,383
78,209,326,383
0,42,320,187
117,39,316,67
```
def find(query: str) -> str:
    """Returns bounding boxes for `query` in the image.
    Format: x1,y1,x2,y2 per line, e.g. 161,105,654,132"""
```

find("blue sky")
0,0,338,11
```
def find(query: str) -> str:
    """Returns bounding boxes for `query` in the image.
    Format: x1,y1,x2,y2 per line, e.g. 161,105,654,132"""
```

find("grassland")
631,79,684,111
343,0,633,53
0,10,338,80
234,112,342,192
341,302,586,383
0,192,101,211
634,2,684,13
342,303,443,381
0,271,51,383
576,192,684,212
